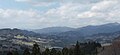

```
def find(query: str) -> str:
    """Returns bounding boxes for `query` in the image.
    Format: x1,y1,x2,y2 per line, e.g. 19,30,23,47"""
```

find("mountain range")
0,28,41,38
0,22,120,46
29,22,120,46
33,23,120,36
32,27,75,34
32,22,120,36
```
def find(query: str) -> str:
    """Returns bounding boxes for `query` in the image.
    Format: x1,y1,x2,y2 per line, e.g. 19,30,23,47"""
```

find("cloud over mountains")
0,0,119,29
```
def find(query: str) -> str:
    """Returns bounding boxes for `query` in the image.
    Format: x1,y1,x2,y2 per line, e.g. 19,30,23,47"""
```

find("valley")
0,23,120,53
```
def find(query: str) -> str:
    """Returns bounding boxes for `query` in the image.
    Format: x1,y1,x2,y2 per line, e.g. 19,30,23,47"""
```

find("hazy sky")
0,0,119,29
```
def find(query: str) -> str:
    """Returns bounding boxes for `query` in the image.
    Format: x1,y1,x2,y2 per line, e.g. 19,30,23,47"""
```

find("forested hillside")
6,41,101,55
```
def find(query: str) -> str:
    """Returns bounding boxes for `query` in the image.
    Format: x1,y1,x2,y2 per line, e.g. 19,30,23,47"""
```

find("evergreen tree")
42,48,50,55
32,43,41,55
50,48,57,55
83,41,101,55
13,50,19,55
74,41,81,55
23,48,30,55
94,42,101,55
57,51,62,55
69,48,74,55
95,43,101,48
62,47,69,55
7,51,13,55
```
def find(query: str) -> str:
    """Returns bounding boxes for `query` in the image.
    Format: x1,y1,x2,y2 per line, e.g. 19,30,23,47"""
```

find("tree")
95,42,101,48
32,43,41,55
57,51,62,55
74,41,81,55
50,48,57,55
13,49,19,55
23,48,30,55
7,51,13,55
42,48,50,55
69,48,74,55
83,41,101,55
62,47,69,55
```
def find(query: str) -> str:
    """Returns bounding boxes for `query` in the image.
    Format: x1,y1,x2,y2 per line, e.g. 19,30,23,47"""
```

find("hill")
0,28,41,37
32,27,75,34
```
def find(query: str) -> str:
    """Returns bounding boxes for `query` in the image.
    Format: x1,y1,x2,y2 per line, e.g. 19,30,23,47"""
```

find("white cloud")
14,0,103,7
78,0,120,19
91,0,118,12
15,0,29,2
0,0,120,29
0,9,39,18
14,0,102,3
0,8,43,29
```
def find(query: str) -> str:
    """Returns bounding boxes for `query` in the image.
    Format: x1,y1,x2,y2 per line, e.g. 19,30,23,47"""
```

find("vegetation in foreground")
6,41,101,55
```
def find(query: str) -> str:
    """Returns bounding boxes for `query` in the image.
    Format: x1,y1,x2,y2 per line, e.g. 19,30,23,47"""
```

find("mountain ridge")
32,27,75,34
32,22,120,36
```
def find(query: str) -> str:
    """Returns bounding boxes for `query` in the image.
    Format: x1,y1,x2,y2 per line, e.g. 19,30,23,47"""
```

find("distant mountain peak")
32,27,75,34
101,22,120,27
110,22,120,25
31,22,120,36
105,22,119,25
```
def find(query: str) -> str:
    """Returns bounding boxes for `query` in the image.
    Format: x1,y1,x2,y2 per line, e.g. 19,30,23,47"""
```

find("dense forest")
6,41,101,55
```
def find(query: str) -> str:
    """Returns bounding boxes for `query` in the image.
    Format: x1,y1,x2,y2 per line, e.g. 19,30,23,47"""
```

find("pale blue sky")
0,0,119,29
